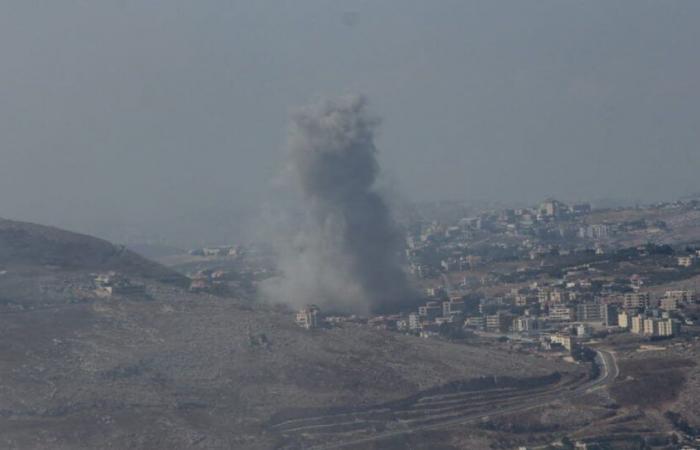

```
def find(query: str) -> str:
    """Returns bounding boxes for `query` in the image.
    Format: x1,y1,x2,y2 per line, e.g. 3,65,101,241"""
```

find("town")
167,197,700,359
295,198,700,357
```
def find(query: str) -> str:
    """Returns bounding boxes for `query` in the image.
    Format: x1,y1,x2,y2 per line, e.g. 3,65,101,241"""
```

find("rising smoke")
262,95,415,315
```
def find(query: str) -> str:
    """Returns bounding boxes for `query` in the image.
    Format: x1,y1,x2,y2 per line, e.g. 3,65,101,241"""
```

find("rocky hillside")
0,219,579,449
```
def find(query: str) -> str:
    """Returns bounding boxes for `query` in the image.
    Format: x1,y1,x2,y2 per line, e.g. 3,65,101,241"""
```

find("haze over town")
1,1,699,247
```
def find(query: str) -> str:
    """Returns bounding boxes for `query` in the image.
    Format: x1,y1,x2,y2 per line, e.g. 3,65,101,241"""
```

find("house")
678,256,696,267
94,272,145,297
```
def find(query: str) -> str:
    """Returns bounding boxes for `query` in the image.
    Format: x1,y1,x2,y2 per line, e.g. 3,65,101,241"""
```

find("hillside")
0,220,579,449
0,218,188,286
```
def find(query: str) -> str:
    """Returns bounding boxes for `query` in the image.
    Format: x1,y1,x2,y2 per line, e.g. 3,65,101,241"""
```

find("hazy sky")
1,1,699,245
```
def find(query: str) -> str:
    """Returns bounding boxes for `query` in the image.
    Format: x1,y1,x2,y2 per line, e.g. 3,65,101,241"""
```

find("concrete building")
618,311,630,329
513,316,537,333
575,303,602,322
664,290,695,304
602,304,618,326
486,312,511,332
408,313,422,331
549,290,569,304
418,301,442,321
643,318,659,336
95,272,145,297
464,315,486,331
550,333,577,352
574,323,591,337
640,317,681,337
623,292,651,309
295,306,320,330
442,300,466,317
631,315,644,334
657,318,681,337
678,256,696,267
660,296,680,311
539,199,564,218
548,305,574,321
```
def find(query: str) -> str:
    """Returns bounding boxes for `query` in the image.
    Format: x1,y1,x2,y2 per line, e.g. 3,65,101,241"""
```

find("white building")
295,306,320,329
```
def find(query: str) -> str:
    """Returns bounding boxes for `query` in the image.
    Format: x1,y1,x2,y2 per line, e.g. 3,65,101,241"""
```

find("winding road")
273,349,618,450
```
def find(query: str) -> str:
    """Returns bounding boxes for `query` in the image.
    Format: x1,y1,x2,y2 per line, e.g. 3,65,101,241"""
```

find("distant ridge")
0,218,188,286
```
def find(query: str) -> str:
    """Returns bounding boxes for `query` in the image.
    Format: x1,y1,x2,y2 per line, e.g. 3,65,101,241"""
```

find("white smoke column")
264,95,413,314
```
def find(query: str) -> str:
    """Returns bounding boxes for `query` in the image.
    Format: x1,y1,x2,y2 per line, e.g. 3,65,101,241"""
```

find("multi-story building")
486,313,511,332
295,306,320,330
660,296,680,311
514,294,537,307
418,301,442,321
574,323,591,337
549,305,574,321
513,316,537,333
664,290,695,304
408,313,422,331
442,300,466,317
631,315,644,334
639,317,682,337
623,292,651,309
643,318,659,336
464,315,486,331
657,319,681,337
550,290,570,304
576,303,603,322
618,311,630,329
602,304,618,326
550,333,577,352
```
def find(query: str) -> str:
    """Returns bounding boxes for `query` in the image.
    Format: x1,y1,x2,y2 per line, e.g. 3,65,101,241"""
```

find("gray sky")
1,1,699,245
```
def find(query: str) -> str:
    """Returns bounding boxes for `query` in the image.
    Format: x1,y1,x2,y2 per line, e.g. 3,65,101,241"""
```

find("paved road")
306,349,618,450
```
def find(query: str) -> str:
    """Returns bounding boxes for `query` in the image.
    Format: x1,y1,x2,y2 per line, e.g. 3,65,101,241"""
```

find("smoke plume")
262,95,414,315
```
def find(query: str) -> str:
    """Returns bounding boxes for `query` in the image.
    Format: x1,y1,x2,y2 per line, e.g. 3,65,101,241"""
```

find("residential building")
295,306,320,330
408,313,422,331
442,300,465,317
418,301,442,321
574,323,591,337
657,319,681,337
643,318,659,336
550,333,577,352
550,290,569,304
678,256,696,267
631,315,644,334
618,311,630,329
486,313,511,332
576,303,603,322
549,305,574,321
660,296,680,311
602,304,618,326
513,316,537,333
623,292,651,309
664,290,695,304
464,315,486,331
